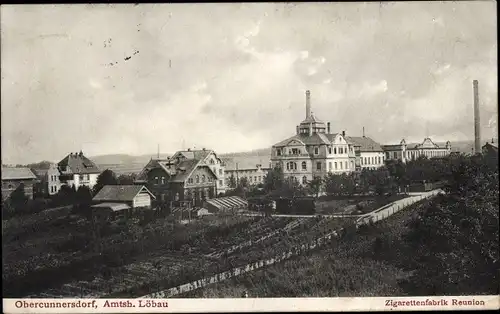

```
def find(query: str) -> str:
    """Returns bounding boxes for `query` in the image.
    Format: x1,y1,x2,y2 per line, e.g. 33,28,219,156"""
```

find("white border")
3,296,500,313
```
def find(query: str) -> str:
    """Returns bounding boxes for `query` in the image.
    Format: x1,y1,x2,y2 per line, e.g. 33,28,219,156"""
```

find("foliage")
93,169,118,195
117,173,137,185
263,167,285,193
324,173,356,197
228,174,237,189
306,176,323,198
400,154,499,296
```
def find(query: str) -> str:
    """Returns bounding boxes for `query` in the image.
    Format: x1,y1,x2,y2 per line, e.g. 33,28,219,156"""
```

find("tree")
306,176,323,198
8,186,28,210
401,154,499,295
263,166,285,192
117,173,137,185
228,174,237,189
93,169,118,195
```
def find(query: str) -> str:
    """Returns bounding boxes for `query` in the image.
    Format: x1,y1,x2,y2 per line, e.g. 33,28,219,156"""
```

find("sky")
1,2,497,164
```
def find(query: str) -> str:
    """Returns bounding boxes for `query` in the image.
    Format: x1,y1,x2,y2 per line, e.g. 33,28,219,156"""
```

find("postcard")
1,2,498,313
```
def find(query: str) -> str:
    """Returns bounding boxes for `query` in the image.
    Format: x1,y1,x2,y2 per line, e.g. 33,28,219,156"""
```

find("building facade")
33,163,61,197
225,163,271,187
382,138,452,163
1,167,37,201
57,151,101,190
136,149,219,207
271,90,385,184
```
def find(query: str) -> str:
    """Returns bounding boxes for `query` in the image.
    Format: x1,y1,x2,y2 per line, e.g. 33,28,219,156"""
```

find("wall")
133,192,152,208
1,179,35,201
359,152,385,170
47,166,61,195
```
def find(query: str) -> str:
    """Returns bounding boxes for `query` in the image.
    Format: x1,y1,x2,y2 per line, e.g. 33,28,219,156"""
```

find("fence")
138,190,442,299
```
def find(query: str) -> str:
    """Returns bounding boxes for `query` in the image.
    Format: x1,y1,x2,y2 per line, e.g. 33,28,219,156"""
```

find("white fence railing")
139,190,441,299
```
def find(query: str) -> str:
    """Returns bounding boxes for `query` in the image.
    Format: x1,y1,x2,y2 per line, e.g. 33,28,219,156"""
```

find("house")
171,148,227,194
1,167,37,201
57,151,100,190
382,138,452,163
91,185,155,218
482,141,498,157
270,90,385,184
32,163,61,197
135,151,218,207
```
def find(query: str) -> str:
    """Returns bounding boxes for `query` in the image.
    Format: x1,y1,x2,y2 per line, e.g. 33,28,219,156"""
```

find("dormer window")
196,175,200,183
277,149,282,156
314,147,319,155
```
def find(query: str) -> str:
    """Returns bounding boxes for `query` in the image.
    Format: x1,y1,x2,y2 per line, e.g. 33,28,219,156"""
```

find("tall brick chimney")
305,90,311,118
296,125,299,135
473,80,481,154
327,122,330,134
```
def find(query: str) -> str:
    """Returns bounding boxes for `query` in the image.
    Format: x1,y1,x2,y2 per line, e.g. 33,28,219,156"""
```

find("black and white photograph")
1,2,498,312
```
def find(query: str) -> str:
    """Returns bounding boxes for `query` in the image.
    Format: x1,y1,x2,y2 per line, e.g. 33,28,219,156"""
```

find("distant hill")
87,139,497,174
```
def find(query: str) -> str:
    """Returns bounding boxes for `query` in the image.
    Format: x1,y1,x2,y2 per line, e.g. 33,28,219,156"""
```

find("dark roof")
91,202,131,212
58,152,100,174
273,133,332,147
33,169,49,178
1,167,37,180
93,185,154,202
300,114,326,125
173,149,213,161
345,136,383,152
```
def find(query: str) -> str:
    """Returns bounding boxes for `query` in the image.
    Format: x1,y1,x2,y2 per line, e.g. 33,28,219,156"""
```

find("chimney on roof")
327,122,331,134
473,80,481,154
342,130,345,137
362,127,365,138
187,148,191,151
305,90,311,118
202,148,206,151
296,125,299,135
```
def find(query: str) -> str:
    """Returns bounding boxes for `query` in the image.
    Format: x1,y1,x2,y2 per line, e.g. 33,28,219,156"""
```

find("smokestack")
296,125,299,135
327,122,331,134
473,80,481,154
305,90,311,118
342,130,346,137
362,127,365,137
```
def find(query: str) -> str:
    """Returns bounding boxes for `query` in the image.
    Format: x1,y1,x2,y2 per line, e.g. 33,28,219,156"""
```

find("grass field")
179,199,427,298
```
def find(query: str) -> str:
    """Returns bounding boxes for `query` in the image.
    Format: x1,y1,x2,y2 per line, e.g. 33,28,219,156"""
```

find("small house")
91,185,155,219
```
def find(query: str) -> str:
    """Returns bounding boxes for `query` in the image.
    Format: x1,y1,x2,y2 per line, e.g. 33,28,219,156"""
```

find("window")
202,175,206,183
219,180,223,186
210,159,215,164
79,174,84,181
291,148,300,155
339,147,343,154
316,162,321,170
334,162,338,170
258,176,261,181
351,161,354,169
188,178,193,184
393,152,397,159
161,177,165,185
219,169,223,175
154,176,159,184
386,152,390,159
378,156,381,164
277,149,282,156
334,147,337,154
328,147,332,154
314,147,319,155
254,176,257,182
249,176,253,182
340,162,343,170
329,162,332,170
196,175,200,183
302,161,307,170
302,176,307,184
361,158,363,165
208,177,212,182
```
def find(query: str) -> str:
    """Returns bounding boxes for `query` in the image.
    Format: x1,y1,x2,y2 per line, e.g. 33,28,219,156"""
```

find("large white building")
382,138,451,163
271,90,385,184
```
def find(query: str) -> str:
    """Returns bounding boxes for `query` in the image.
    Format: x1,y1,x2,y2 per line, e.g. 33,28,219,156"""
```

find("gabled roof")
1,167,37,180
205,196,248,211
93,185,155,202
33,169,49,179
346,136,383,152
58,152,100,174
273,133,331,147
172,149,213,161
171,161,217,183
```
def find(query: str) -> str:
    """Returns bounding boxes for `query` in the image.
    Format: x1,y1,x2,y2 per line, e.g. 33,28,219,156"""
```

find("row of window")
49,175,58,182
50,186,58,193
361,156,384,166
328,160,354,170
78,174,90,181
277,146,353,156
